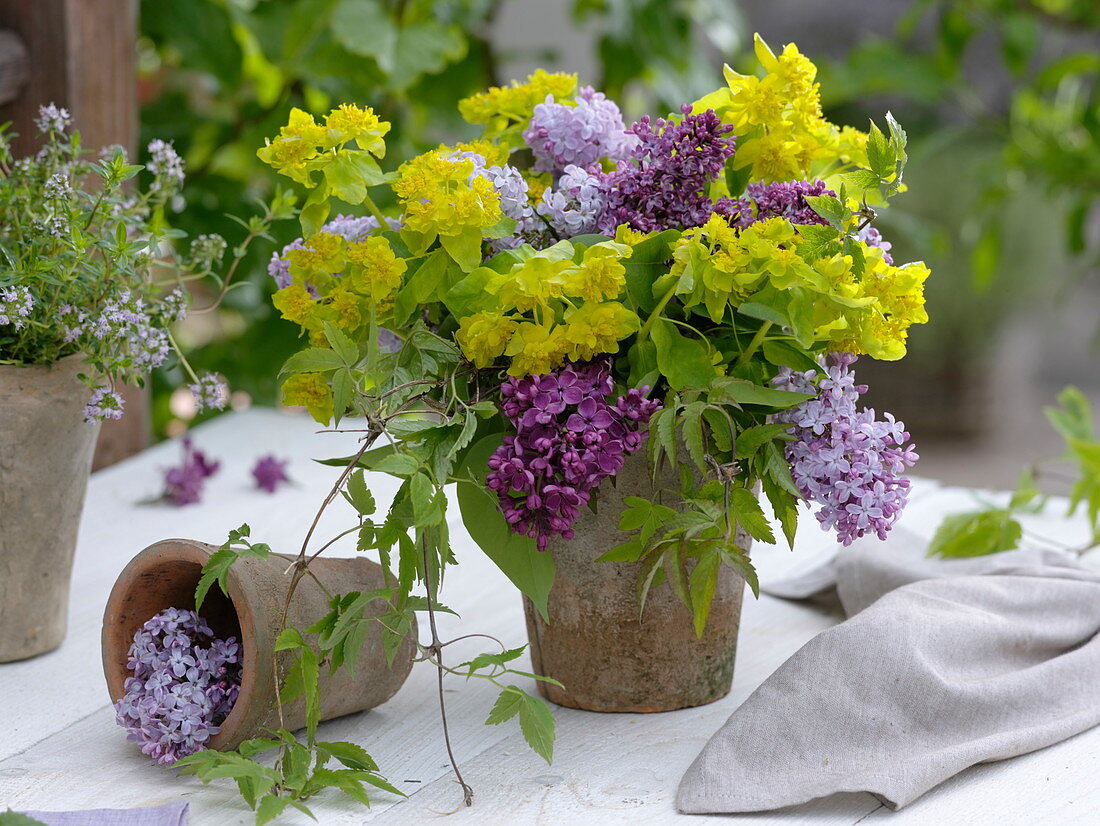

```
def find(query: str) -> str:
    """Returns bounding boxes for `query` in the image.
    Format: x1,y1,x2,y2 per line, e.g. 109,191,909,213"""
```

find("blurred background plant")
143,0,1098,487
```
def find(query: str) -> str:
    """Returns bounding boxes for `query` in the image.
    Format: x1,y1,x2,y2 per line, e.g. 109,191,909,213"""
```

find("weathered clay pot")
102,539,416,750
524,451,750,712
0,355,101,662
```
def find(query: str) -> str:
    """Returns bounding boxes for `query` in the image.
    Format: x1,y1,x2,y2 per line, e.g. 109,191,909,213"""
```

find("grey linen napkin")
677,528,1100,813
19,802,188,826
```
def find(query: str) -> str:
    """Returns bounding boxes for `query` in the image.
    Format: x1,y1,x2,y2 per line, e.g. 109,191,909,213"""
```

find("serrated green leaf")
680,403,707,472
517,691,556,764
689,549,722,636
485,685,525,725
730,487,776,544
372,452,420,477
346,469,376,515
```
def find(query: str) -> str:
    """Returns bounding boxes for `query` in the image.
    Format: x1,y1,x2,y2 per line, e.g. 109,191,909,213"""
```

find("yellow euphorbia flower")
563,242,631,303
282,372,334,425
392,151,503,240
459,70,577,131
498,256,572,312
505,322,571,377
563,301,640,362
456,311,519,368
346,236,406,300
272,283,320,329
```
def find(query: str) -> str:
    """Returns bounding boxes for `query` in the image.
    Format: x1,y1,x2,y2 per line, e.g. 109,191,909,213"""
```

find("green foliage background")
141,0,1098,436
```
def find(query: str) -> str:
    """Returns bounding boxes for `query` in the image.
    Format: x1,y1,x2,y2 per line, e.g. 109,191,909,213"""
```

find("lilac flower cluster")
164,437,221,506
716,179,834,228
487,359,660,550
0,285,34,329
773,352,919,545
83,386,125,423
267,213,400,289
536,164,606,237
114,607,242,766
34,103,71,134
251,454,290,493
454,151,541,250
857,225,894,265
523,86,637,175
596,106,736,234
188,373,229,413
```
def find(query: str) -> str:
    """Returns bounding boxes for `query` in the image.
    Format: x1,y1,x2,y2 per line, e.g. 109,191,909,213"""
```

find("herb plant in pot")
0,106,286,662
255,35,927,718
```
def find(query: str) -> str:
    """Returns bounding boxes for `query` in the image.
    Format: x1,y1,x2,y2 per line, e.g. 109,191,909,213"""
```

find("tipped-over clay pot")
102,538,415,750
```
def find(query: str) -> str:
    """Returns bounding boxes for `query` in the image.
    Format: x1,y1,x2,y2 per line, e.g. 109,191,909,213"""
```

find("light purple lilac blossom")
452,151,541,250
597,106,736,234
83,386,125,423
536,164,606,237
188,373,229,413
523,86,637,175
773,352,918,545
857,225,894,265
0,286,34,329
488,358,660,551
251,455,290,493
164,437,221,506
34,103,71,133
114,607,242,766
715,179,834,228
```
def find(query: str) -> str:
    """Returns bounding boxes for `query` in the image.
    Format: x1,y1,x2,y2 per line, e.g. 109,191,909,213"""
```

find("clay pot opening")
102,541,256,750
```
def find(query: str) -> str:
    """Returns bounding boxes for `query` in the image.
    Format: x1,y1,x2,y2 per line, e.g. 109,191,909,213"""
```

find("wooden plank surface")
0,409,1094,824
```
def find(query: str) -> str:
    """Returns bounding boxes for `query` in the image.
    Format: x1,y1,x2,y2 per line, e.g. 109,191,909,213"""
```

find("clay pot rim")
102,538,264,750
0,351,89,372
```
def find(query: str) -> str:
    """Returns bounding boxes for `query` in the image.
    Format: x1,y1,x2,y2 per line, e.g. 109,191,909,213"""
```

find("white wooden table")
1,409,1096,825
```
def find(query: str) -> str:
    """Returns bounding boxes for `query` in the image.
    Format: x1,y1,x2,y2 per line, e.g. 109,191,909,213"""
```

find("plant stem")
421,536,474,808
734,321,772,371
635,282,679,346
361,192,390,232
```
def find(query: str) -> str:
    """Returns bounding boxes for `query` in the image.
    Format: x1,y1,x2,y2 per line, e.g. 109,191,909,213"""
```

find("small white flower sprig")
0,105,296,421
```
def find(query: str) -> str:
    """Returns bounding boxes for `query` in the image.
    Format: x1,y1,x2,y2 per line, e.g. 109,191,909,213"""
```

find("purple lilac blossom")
487,358,661,550
773,352,918,545
857,225,894,265
114,607,242,766
597,106,736,234
449,151,540,250
715,179,834,228
83,386,125,423
0,286,34,329
523,86,637,175
188,373,229,413
251,455,290,493
163,437,221,506
536,164,607,237
34,103,71,133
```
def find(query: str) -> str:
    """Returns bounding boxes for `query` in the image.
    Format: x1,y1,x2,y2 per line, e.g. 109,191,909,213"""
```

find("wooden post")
0,0,146,469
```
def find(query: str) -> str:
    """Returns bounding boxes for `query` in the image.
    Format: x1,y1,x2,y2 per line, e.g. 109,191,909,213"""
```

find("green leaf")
323,321,359,366
372,452,420,478
722,546,760,598
734,423,790,460
737,301,789,327
1045,386,1094,443
316,740,380,772
730,487,775,544
762,475,799,549
680,402,707,473
394,249,451,323
345,469,376,515
928,510,1022,558
866,119,893,179
457,437,556,621
650,318,718,390
256,795,290,825
761,339,824,374
688,550,721,636
711,377,811,409
440,228,484,273
485,685,525,725
0,811,49,826
841,168,882,193
279,347,344,376
1009,467,1041,511
517,691,556,764
804,194,849,230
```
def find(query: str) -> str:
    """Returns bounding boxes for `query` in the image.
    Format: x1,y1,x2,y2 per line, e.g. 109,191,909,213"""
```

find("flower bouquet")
0,107,289,661
169,34,928,817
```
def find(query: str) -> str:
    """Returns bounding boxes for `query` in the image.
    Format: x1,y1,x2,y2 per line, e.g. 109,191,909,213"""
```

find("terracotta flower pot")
523,451,749,713
0,355,100,662
102,539,416,750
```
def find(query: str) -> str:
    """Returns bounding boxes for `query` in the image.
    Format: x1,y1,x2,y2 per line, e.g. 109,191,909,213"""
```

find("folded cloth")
677,527,1100,814
20,802,188,826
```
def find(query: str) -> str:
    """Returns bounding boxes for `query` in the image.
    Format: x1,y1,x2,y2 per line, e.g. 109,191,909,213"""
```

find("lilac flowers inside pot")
115,608,242,765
